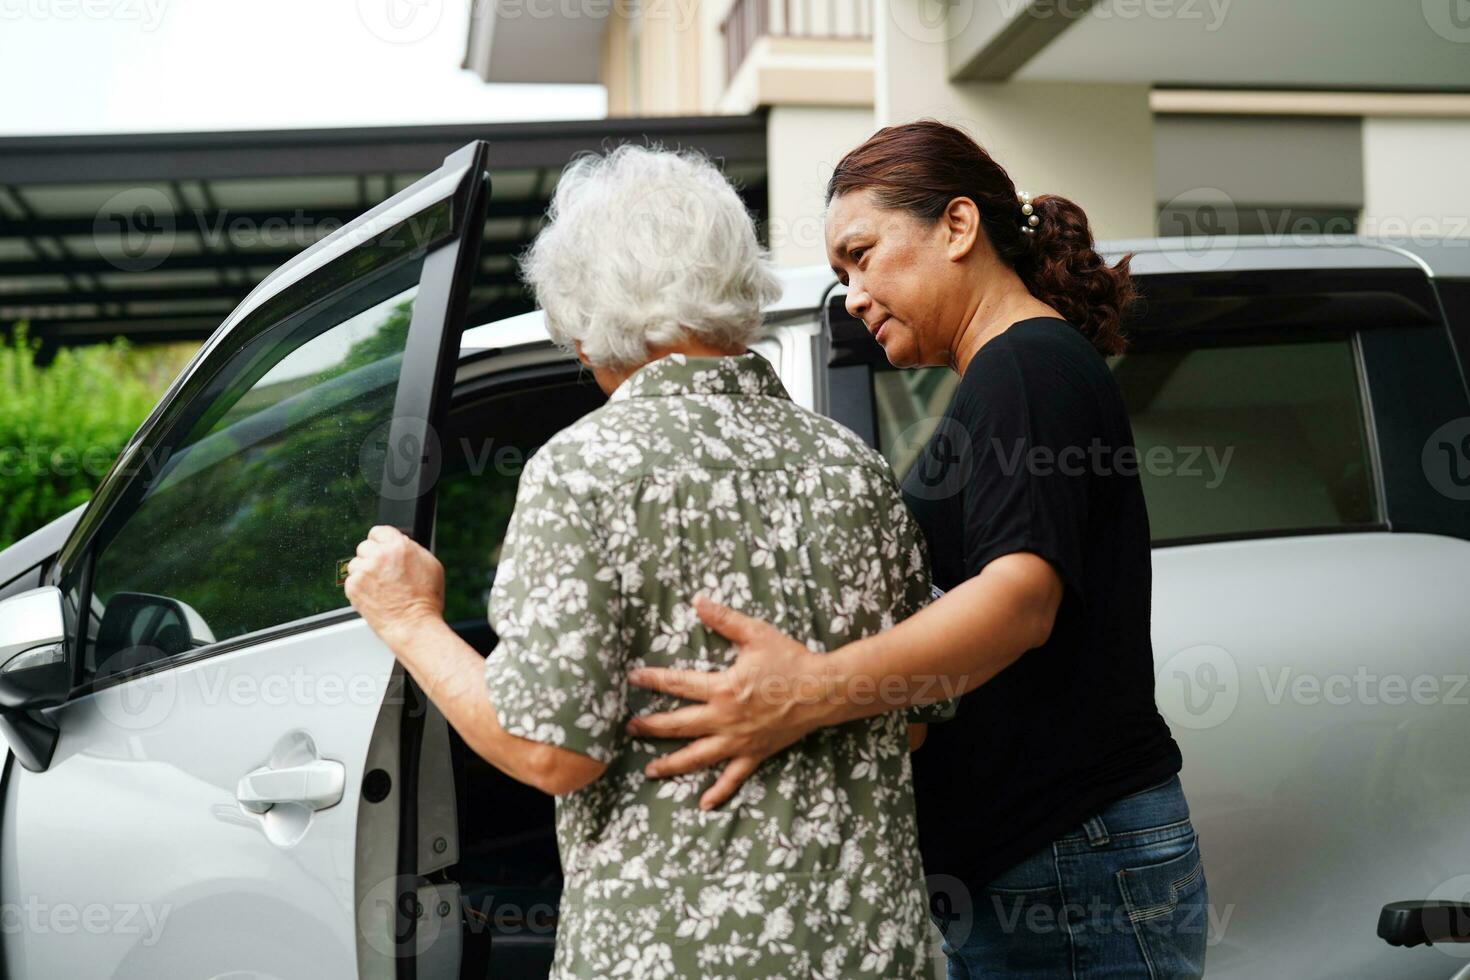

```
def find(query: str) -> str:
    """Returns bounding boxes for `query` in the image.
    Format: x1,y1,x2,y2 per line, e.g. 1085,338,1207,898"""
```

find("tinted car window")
83,259,423,681
1113,339,1376,541
872,366,960,482
1435,278,1470,397
873,336,1377,544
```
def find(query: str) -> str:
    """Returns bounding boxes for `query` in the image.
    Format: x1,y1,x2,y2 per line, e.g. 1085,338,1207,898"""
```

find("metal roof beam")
0,240,539,279
0,115,769,185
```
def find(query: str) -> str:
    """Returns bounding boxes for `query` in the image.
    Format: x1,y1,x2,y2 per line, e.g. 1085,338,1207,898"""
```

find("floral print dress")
483,351,943,978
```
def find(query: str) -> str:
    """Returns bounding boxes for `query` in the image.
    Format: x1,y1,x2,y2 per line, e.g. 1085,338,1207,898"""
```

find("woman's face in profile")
825,188,959,370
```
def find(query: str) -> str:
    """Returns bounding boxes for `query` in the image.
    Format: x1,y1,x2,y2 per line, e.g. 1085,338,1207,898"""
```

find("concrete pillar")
874,0,1157,241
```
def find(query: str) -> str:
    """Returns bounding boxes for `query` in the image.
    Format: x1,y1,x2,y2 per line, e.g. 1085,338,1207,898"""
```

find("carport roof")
0,115,768,357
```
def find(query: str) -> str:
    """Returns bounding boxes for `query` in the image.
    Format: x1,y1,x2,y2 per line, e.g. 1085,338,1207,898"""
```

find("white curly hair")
517,143,783,370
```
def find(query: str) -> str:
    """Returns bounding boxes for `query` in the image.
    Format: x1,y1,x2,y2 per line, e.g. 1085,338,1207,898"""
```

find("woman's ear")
943,196,982,262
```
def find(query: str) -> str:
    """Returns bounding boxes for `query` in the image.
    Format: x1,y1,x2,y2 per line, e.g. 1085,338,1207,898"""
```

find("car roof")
458,263,840,354
459,235,1468,354
1100,235,1470,278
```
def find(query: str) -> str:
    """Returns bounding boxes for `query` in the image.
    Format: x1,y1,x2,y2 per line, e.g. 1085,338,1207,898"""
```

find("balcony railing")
721,0,873,86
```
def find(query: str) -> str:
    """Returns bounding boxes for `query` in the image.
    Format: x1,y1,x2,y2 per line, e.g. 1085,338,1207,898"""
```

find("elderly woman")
345,145,944,978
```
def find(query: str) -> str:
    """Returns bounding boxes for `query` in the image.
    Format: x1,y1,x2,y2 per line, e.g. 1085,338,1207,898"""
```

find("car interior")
433,356,607,977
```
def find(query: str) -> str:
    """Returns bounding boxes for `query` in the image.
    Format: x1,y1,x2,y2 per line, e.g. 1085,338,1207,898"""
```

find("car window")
872,366,961,481
1435,278,1470,393
873,336,1378,544
81,257,424,682
1113,338,1376,541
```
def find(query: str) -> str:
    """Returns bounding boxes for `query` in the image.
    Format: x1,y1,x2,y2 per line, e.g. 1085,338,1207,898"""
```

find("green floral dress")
484,351,942,979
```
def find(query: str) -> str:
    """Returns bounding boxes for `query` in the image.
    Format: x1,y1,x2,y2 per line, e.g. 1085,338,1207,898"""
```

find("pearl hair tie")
1017,190,1040,235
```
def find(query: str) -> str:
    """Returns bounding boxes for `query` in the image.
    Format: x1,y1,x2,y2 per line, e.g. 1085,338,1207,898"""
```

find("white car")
2,141,1469,979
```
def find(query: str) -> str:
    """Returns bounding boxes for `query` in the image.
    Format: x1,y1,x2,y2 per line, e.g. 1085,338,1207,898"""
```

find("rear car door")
0,142,490,980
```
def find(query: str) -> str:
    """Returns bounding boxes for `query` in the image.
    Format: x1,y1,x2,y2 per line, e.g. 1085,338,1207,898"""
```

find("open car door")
0,142,490,980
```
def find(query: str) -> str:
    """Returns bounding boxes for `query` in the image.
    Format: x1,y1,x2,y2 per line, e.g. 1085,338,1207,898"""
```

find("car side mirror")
93,591,216,676
0,586,71,772
0,586,70,709
1379,901,1470,947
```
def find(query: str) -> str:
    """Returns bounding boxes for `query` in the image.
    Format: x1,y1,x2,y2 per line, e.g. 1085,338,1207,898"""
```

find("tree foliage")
0,324,197,552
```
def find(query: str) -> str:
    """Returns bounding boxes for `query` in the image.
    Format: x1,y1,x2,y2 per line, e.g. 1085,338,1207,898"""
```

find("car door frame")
7,140,491,979
47,139,490,621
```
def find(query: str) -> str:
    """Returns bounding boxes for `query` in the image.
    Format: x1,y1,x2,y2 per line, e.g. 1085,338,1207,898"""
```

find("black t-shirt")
903,316,1182,888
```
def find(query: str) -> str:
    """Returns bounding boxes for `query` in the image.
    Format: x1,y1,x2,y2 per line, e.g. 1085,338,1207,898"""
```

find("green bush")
0,324,198,552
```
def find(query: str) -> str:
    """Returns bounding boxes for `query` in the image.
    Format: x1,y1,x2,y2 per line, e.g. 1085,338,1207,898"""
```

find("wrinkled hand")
626,594,832,810
343,525,445,647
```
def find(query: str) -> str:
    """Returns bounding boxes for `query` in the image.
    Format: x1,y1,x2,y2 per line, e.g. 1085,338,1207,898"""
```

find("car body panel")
0,616,395,979
1154,532,1470,979
0,142,493,980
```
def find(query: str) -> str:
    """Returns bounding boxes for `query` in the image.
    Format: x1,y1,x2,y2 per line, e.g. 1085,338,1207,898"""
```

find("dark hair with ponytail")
825,119,1135,356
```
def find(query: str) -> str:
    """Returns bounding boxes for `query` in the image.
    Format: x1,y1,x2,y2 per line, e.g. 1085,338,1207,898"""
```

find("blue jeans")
930,775,1208,979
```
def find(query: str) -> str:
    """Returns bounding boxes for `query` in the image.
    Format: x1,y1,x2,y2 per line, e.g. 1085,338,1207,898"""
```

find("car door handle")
236,758,346,814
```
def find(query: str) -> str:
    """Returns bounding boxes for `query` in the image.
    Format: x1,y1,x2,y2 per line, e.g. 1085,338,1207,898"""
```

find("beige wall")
874,0,1156,241
603,0,874,117
601,0,707,116
719,36,874,116
602,13,633,115
597,0,1158,254
765,105,877,267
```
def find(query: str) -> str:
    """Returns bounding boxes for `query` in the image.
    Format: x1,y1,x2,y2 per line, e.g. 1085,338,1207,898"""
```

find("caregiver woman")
626,119,1209,979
